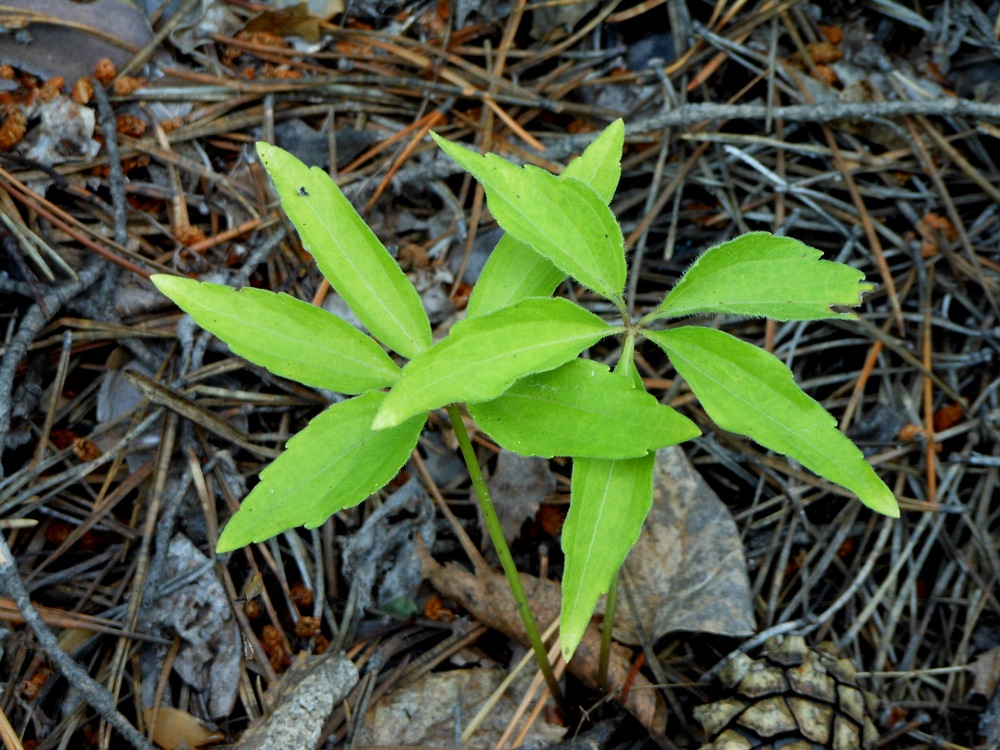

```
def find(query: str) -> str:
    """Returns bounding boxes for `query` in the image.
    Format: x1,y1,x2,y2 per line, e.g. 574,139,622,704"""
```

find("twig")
92,84,128,248
0,534,154,750
0,259,106,477
391,98,1000,188
631,98,1000,134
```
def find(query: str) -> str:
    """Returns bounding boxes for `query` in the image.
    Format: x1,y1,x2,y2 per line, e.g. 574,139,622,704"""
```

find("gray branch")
0,534,155,750
393,97,1000,187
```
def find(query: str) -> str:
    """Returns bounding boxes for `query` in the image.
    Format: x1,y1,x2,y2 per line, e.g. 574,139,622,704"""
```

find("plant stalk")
600,331,632,687
446,403,564,705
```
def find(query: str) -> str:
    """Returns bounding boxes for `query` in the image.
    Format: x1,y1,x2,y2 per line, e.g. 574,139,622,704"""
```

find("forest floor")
1,1,999,748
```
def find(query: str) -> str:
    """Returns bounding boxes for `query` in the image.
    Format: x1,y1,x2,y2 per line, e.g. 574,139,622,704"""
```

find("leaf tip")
255,141,277,162
866,488,900,518
150,273,186,300
560,632,582,663
216,524,245,554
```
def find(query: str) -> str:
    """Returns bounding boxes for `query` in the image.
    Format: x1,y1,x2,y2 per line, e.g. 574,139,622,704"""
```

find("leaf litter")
608,446,756,645
0,0,998,748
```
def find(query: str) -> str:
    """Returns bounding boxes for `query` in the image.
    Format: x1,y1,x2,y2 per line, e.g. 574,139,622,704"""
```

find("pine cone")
694,635,880,750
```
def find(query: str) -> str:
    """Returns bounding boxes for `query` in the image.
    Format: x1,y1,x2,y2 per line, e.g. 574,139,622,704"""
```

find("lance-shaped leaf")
468,358,699,459
257,143,431,359
466,235,566,318
217,391,424,552
432,133,626,304
649,233,875,322
373,298,617,429
647,327,899,517
152,275,399,394
467,121,625,318
561,118,624,204
561,454,656,661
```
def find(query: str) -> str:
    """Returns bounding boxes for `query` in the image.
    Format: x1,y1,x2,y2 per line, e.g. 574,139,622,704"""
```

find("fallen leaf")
970,646,1000,698
340,476,436,616
244,4,321,43
151,534,241,718
610,446,756,643
421,551,668,740
0,0,152,82
143,707,223,750
276,0,345,23
488,449,556,543
529,0,599,41
358,668,565,748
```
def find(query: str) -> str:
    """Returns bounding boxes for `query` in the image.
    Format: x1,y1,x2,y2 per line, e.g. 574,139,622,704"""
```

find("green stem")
446,403,564,705
600,330,632,687
613,295,630,322
599,571,619,689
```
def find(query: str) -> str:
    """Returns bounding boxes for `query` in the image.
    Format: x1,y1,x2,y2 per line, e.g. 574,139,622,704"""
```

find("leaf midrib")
290,170,419,353
668,344,861,484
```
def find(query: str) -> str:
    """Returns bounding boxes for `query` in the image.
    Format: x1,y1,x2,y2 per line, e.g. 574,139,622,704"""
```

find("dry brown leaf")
151,534,241,718
487,449,556,543
530,0,599,42
0,0,152,82
244,1,346,42
143,707,223,750
277,0,345,23
970,646,1000,698
611,446,756,643
358,668,566,748
421,551,668,740
244,4,321,44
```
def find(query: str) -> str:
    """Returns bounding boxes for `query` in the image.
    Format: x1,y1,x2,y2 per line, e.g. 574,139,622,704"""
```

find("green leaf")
373,298,617,429
217,391,424,552
562,118,624,204
465,235,566,318
152,275,399,394
256,143,431,359
647,326,899,517
466,120,625,318
560,454,655,661
649,232,875,322
431,133,626,304
468,358,699,458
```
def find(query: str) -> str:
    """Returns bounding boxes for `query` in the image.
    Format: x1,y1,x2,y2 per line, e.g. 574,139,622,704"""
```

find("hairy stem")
446,403,564,705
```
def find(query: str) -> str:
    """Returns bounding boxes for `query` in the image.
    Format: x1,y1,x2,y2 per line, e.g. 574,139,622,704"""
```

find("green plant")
151,119,898,672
